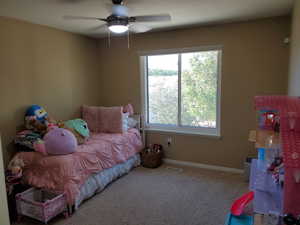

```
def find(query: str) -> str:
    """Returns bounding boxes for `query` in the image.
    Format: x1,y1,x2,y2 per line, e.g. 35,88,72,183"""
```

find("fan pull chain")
127,29,130,49
108,30,111,48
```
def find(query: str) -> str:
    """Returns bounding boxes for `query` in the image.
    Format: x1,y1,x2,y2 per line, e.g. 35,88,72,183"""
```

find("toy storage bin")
16,187,68,224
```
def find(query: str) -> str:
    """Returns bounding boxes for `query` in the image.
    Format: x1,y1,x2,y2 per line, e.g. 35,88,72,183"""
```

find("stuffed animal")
33,139,47,155
33,128,78,155
27,119,48,134
25,105,48,122
24,105,58,135
62,119,89,144
25,105,48,134
6,156,25,194
7,156,25,176
43,128,78,155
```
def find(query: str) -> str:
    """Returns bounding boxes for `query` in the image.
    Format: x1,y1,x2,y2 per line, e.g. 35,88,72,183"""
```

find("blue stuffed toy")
25,105,49,132
25,105,48,123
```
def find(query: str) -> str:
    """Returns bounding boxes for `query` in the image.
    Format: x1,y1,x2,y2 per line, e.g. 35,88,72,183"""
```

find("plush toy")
7,156,25,176
43,128,78,155
25,105,48,133
33,139,47,155
27,119,48,134
25,105,48,124
62,119,89,144
6,156,25,194
24,105,58,135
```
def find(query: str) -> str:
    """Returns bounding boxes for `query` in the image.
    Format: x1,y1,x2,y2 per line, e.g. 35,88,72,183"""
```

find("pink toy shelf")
254,95,300,216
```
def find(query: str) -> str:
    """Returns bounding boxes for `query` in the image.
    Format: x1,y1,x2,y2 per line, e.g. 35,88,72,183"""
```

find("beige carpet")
17,164,248,225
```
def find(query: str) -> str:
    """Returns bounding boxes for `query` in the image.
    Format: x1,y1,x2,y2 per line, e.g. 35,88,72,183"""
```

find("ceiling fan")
63,0,171,34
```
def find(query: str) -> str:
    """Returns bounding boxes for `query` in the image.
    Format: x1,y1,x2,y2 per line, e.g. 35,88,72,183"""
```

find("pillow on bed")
127,117,138,129
82,105,124,133
122,112,129,132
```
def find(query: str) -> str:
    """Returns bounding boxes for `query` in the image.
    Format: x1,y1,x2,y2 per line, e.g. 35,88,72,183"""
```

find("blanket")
14,128,143,204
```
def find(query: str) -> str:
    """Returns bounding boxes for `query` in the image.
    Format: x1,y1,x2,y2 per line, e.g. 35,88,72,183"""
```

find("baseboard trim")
163,158,243,174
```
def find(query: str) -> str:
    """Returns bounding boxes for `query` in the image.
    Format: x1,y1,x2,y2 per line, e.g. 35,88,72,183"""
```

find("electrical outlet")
167,137,172,147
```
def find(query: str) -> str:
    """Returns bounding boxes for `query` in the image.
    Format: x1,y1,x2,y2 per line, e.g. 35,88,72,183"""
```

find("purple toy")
44,128,77,155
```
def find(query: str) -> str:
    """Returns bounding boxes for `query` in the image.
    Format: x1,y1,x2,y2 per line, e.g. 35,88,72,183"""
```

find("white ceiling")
0,0,294,38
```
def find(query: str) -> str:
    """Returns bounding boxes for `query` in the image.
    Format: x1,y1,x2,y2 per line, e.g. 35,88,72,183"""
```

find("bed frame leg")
17,215,22,223
64,211,69,219
67,205,73,215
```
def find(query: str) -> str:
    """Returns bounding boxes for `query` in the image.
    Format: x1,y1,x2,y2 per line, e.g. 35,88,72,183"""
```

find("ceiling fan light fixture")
63,0,171,36
108,24,128,33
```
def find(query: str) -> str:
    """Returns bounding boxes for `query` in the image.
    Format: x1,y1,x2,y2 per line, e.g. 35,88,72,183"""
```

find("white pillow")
128,117,138,129
122,113,129,132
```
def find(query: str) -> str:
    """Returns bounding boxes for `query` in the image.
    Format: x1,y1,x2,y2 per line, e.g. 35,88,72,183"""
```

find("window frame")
139,46,222,137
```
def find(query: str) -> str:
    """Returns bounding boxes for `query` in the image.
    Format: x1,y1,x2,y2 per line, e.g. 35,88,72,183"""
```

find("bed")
11,108,143,211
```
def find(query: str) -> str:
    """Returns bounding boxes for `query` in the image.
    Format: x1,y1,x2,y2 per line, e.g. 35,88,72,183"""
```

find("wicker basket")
141,146,163,168
16,188,68,224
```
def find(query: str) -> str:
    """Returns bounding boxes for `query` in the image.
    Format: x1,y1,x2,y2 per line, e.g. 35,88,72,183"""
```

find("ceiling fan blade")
89,24,108,31
129,24,152,33
59,0,84,3
131,14,171,23
63,15,107,21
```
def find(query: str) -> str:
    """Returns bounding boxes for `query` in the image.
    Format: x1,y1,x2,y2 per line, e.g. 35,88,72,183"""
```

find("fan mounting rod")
112,0,123,5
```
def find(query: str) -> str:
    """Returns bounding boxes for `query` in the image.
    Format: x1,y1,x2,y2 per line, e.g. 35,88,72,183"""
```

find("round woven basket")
141,149,163,168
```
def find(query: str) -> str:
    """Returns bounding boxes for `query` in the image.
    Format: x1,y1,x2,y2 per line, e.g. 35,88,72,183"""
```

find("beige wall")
0,16,290,170
97,17,290,169
0,17,100,164
288,0,300,96
0,136,10,225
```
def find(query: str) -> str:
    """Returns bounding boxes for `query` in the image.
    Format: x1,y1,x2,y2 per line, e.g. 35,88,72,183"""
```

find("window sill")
144,127,222,139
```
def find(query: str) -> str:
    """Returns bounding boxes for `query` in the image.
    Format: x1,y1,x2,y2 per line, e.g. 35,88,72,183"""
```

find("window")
140,46,222,136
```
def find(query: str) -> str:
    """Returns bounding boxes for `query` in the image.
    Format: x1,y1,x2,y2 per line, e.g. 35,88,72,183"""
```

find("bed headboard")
131,114,141,130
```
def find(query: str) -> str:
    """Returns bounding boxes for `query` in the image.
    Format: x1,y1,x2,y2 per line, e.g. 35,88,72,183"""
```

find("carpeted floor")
17,164,248,225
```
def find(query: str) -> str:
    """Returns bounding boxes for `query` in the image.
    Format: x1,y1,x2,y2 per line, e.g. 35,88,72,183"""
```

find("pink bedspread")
15,129,143,204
